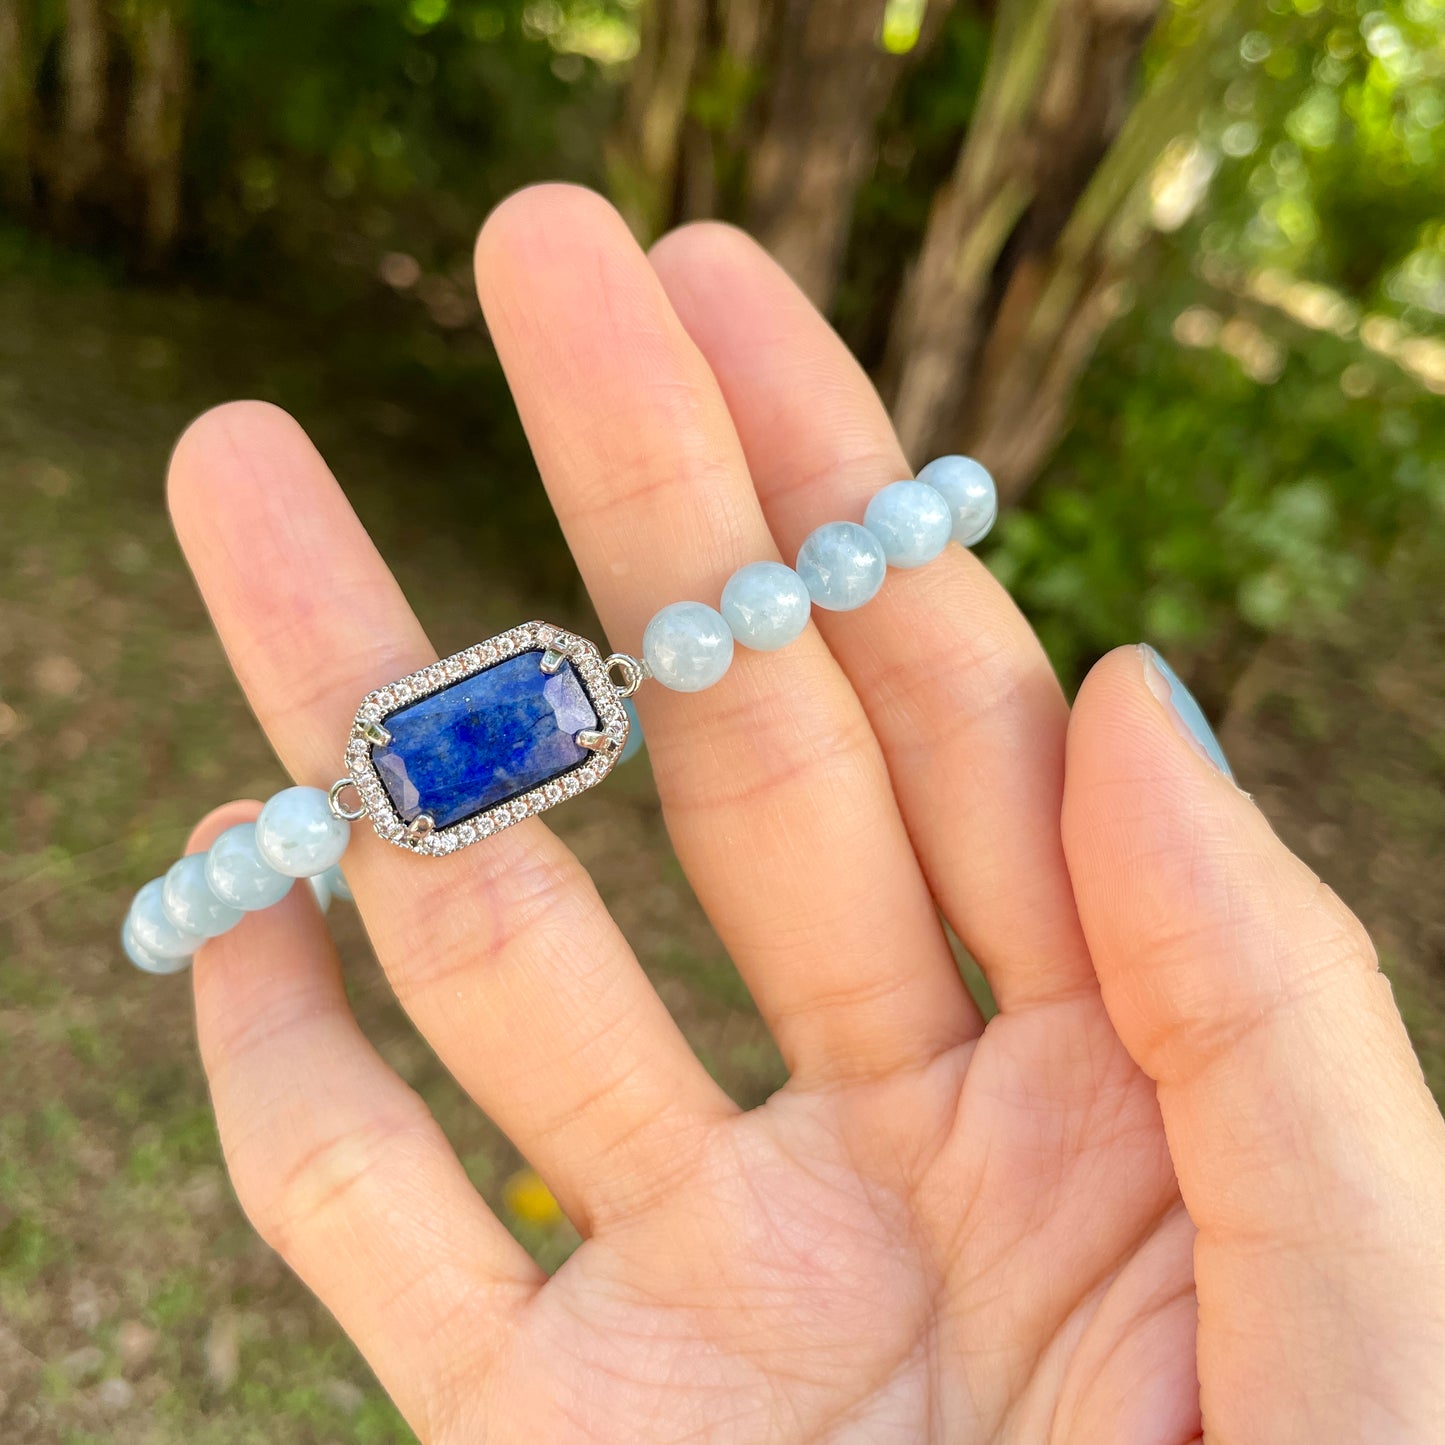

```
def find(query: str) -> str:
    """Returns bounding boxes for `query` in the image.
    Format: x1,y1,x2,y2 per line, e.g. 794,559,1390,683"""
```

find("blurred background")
1,0,1442,1437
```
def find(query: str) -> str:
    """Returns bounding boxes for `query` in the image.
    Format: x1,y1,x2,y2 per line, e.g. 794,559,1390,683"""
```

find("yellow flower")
503,1168,564,1227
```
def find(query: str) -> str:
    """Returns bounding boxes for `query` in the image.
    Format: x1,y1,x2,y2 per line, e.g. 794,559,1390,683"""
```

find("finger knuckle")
1128,857,1381,1086
392,830,586,1003
660,679,881,816
1305,874,1378,975
233,1101,432,1259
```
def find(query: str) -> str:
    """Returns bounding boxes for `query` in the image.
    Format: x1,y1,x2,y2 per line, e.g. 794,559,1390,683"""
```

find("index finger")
168,401,731,1232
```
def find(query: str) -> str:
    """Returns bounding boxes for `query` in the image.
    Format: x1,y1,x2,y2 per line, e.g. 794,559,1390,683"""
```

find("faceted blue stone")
372,652,599,829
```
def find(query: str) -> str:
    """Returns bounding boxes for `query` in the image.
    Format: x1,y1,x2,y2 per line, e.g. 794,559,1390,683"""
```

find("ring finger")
649,223,1097,1012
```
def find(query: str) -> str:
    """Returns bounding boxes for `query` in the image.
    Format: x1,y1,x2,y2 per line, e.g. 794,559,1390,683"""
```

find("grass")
1,243,1442,1440
0,251,771,1442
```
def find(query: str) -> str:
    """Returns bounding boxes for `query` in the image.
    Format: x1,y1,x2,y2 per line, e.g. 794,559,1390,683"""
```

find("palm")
486,997,1188,1443
169,185,1445,1444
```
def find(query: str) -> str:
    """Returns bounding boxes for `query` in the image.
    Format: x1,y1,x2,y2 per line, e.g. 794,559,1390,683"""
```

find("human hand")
166,186,1445,1443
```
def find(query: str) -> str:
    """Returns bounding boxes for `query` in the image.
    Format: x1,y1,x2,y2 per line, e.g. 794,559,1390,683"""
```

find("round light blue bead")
128,878,206,960
795,521,887,611
619,697,645,764
255,785,351,878
864,480,953,568
720,561,812,651
205,822,294,911
162,854,244,939
319,863,352,903
642,601,735,693
122,914,191,976
916,455,998,547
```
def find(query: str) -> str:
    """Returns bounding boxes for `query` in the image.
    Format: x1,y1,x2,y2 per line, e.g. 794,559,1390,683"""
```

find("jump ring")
327,777,366,821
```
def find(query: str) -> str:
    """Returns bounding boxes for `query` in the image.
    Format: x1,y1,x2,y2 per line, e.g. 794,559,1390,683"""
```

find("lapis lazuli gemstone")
372,652,599,829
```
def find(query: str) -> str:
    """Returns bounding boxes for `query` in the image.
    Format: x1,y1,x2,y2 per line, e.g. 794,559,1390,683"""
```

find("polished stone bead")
128,877,206,959
373,651,599,828
720,561,812,651
206,823,294,911
319,863,352,903
795,521,887,611
643,601,734,692
122,914,191,975
619,697,645,764
256,785,351,878
162,854,244,939
864,480,953,568
916,455,997,547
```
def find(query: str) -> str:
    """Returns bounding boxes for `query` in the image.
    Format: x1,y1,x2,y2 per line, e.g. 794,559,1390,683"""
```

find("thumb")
1062,644,1445,1441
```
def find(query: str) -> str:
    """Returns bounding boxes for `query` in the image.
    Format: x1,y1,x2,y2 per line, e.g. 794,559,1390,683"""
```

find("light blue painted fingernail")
1139,645,1233,780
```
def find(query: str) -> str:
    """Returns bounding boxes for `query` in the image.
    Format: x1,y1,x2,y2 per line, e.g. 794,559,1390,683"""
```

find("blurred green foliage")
7,0,1442,687
986,0,1445,687
996,269,1444,685
164,0,628,282
1203,0,1445,303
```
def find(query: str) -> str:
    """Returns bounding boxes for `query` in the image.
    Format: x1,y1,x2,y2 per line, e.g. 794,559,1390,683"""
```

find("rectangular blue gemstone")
372,651,599,829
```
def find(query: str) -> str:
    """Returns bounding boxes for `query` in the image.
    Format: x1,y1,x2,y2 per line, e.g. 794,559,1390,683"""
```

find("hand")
167,186,1445,1443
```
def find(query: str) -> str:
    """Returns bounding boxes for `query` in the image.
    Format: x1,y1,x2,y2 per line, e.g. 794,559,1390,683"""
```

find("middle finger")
475,185,982,1084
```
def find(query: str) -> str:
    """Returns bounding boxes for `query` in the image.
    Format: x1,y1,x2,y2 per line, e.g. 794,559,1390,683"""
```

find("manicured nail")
1138,645,1234,780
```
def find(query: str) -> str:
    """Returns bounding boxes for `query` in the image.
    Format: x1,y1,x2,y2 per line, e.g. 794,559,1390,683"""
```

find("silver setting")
328,777,367,821
342,621,632,856
539,646,568,675
358,719,393,746
575,728,612,752
406,813,435,842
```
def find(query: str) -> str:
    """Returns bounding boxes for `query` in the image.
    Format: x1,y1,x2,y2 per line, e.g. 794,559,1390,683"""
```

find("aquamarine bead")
643,601,735,692
205,822,294,911
620,697,645,764
128,878,206,959
720,560,812,651
122,914,191,976
795,521,887,611
319,863,352,903
916,455,997,547
864,480,953,568
162,854,244,939
255,785,351,878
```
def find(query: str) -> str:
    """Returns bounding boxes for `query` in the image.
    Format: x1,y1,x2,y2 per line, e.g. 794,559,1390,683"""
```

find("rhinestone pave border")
344,622,629,856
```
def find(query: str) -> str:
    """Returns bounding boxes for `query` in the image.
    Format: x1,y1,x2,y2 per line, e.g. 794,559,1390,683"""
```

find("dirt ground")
1,268,1440,1443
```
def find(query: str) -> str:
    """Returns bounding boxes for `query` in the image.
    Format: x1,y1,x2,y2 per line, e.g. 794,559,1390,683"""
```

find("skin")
166,185,1445,1443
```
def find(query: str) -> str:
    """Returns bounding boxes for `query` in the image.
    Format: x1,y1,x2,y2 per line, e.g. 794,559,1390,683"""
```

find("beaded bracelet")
122,456,997,975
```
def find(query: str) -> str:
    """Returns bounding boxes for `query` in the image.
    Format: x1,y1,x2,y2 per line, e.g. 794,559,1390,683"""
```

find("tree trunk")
52,0,111,222
616,0,952,305
125,0,189,265
887,0,1249,499
886,0,1168,492
742,0,954,307
965,14,1237,492
610,0,711,238
0,0,34,212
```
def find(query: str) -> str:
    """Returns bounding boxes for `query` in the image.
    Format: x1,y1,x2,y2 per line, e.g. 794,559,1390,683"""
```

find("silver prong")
406,813,435,842
358,719,392,746
575,728,613,752
539,647,568,675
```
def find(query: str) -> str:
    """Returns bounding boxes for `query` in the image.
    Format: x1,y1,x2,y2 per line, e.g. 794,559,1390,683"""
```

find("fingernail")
1138,645,1234,780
